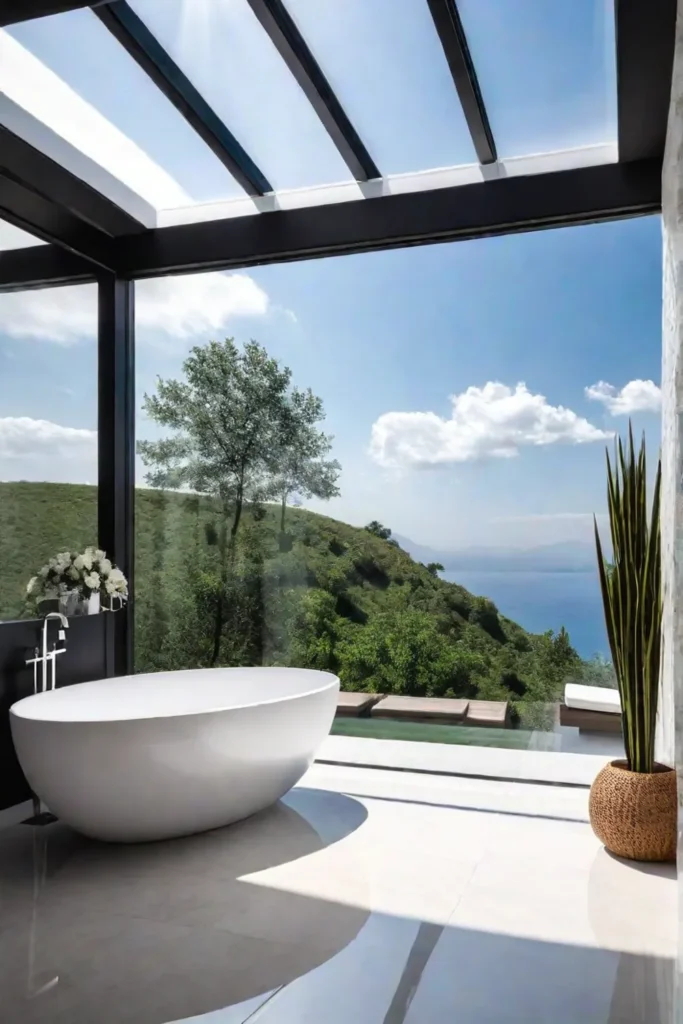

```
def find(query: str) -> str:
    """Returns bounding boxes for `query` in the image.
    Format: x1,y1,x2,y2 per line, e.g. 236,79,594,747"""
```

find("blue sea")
443,570,607,659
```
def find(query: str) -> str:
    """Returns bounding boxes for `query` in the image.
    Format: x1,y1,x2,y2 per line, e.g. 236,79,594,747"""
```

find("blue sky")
0,1,661,550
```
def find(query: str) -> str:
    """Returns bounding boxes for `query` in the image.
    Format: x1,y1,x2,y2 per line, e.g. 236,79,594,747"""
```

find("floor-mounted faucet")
26,612,69,696
24,612,69,822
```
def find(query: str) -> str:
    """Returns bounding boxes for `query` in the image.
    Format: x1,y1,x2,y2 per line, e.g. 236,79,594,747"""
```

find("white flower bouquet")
26,547,128,613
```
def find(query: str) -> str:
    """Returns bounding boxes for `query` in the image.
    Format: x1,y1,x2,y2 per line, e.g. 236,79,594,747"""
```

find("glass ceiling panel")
129,0,350,192
458,0,617,158
285,0,477,174
0,218,45,251
4,9,244,208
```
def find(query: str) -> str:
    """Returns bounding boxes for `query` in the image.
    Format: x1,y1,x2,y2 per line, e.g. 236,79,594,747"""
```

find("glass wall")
134,215,661,759
0,268,98,621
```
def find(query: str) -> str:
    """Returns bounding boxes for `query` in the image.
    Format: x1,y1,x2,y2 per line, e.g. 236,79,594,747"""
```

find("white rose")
95,549,106,561
84,572,100,590
99,558,112,575
105,579,116,595
73,554,85,571
68,566,80,580
39,565,49,578
53,553,70,574
26,576,37,594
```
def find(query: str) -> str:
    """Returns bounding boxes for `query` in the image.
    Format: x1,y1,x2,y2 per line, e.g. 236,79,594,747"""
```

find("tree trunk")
210,493,242,667
280,491,287,534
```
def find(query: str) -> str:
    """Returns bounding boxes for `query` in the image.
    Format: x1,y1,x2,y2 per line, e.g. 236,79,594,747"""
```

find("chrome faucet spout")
44,611,69,630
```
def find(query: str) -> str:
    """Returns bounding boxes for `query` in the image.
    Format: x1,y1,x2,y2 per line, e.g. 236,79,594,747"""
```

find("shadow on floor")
0,788,369,1024
0,785,674,1024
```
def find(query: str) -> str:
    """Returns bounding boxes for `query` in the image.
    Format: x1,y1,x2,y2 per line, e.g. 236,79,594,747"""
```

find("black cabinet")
0,615,110,810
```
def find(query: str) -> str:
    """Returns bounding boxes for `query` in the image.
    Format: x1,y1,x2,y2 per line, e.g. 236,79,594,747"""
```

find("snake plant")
594,424,662,773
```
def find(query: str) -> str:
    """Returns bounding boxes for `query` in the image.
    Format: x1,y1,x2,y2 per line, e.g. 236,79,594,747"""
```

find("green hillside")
0,481,585,723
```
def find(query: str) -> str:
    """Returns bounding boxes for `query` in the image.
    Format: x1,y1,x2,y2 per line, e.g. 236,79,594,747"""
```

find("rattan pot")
589,760,676,862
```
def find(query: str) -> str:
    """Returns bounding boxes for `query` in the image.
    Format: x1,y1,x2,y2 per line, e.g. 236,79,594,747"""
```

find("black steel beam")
616,0,677,163
245,0,380,181
0,127,143,238
0,1,108,25
97,274,135,676
0,172,115,268
94,2,272,196
0,245,95,292
426,0,496,165
112,159,661,279
0,125,146,267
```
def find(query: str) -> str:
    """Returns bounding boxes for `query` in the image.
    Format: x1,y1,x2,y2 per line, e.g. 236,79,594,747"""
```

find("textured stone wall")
660,3,683,773
661,4,683,1022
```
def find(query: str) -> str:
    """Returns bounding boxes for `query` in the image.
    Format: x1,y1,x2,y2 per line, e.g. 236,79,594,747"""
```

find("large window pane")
0,283,97,621
133,215,660,762
458,0,617,158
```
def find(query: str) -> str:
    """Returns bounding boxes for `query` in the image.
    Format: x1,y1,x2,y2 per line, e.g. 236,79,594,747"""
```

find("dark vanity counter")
0,615,111,810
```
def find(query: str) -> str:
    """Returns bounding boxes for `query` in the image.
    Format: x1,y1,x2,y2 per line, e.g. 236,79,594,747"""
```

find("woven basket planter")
589,760,676,862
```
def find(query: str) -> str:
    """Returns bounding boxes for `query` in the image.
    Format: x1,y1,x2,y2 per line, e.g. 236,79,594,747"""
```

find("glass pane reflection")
286,0,477,174
5,9,242,206
129,0,351,191
458,0,617,158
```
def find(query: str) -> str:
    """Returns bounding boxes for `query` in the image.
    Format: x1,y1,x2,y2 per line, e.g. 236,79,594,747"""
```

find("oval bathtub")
10,667,339,843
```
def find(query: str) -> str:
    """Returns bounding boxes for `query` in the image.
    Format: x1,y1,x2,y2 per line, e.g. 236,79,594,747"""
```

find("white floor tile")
0,760,676,1024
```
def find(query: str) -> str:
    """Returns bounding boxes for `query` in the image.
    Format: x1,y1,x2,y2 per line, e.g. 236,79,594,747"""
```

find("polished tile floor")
0,763,676,1024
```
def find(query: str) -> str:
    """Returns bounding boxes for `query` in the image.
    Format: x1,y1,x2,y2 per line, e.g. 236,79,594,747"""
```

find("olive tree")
139,338,337,665
268,388,341,533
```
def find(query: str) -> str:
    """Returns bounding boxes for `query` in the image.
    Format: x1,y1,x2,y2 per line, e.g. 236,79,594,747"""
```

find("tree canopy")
365,521,392,540
138,338,340,663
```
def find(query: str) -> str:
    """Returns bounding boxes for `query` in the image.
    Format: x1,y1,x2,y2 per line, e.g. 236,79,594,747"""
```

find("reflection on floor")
0,763,675,1024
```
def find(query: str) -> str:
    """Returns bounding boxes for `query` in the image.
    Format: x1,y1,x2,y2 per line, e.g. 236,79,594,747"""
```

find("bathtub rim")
10,666,340,725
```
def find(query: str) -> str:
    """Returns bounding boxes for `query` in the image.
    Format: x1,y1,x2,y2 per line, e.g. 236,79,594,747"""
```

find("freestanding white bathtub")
10,667,339,843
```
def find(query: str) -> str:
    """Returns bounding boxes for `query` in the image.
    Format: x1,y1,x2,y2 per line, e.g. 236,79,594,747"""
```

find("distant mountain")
394,536,601,573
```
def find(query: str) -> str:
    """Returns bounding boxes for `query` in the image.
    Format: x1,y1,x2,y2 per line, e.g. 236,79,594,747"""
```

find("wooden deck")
371,695,469,724
335,692,383,717
465,700,508,729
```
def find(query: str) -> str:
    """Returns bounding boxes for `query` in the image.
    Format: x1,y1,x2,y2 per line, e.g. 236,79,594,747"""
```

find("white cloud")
585,379,661,415
0,284,97,344
0,417,96,460
136,273,268,338
0,273,269,344
369,382,613,470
